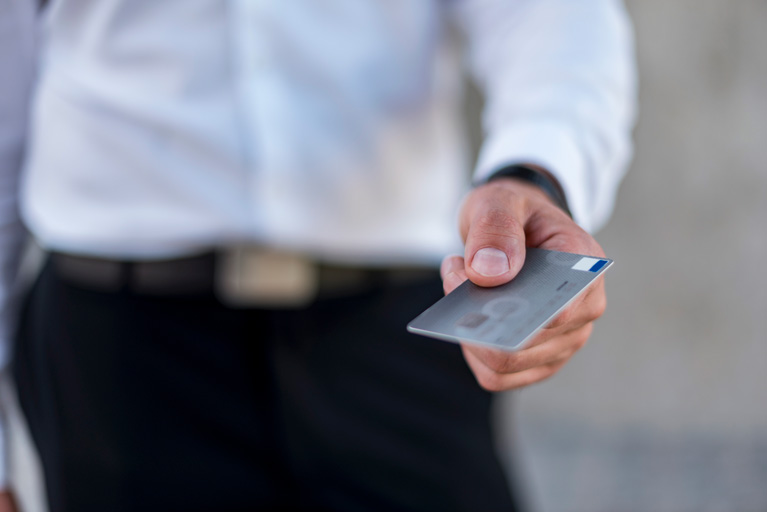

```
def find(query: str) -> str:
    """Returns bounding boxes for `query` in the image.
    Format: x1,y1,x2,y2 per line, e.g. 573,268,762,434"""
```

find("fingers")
461,323,593,392
540,276,607,333
458,270,607,392
462,345,570,392
460,181,529,288
452,177,611,392
458,178,608,289
440,255,468,295
464,323,592,375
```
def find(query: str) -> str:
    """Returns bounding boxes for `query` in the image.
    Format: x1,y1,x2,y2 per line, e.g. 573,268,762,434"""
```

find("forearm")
452,0,637,232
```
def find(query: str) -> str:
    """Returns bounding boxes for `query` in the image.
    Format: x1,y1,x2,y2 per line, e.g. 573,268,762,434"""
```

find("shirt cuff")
472,119,594,232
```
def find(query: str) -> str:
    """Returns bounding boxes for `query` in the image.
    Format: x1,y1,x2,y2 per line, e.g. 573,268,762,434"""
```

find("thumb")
461,187,527,288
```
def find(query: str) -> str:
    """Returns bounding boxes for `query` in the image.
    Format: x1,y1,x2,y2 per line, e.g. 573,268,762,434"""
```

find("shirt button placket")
230,0,270,236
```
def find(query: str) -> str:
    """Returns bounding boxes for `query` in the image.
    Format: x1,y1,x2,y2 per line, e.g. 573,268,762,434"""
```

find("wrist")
481,164,572,218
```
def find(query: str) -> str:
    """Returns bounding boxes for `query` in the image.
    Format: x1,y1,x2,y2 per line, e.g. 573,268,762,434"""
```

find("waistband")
49,247,439,307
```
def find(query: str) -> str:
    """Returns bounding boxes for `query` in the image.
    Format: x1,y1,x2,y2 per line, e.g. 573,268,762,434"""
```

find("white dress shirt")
0,0,636,487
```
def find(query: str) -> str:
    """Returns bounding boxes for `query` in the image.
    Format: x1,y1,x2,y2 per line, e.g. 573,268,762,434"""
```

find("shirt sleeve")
450,0,638,233
0,0,38,490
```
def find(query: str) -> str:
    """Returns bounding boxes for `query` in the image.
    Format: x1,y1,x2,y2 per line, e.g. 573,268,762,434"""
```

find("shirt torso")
22,0,469,264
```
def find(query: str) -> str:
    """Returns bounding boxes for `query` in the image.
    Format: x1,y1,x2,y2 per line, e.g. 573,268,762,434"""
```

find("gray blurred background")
497,1,767,511
6,1,767,511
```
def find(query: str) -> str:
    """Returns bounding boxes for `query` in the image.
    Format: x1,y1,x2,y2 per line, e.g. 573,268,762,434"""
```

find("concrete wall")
500,1,767,510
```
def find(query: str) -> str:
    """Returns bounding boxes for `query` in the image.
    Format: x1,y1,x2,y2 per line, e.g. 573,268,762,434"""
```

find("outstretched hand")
443,177,607,391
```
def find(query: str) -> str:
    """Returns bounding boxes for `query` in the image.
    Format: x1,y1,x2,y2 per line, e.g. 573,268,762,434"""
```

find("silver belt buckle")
215,246,319,307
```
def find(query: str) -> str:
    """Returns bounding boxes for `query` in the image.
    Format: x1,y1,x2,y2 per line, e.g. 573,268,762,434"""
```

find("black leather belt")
50,249,438,307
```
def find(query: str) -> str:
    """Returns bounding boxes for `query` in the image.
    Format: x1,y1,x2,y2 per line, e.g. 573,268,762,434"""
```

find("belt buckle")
215,246,319,307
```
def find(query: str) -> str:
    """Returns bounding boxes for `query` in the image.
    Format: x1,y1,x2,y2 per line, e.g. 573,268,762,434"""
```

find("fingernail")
471,248,510,277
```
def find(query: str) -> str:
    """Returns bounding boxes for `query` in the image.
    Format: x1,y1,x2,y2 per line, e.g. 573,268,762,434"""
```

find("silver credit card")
407,248,613,351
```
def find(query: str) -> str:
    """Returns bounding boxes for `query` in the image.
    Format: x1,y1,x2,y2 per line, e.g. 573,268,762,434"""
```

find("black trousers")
14,259,518,512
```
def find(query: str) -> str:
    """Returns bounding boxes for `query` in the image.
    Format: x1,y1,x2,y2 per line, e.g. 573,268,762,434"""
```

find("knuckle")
477,371,506,392
582,238,604,258
483,352,506,372
548,230,603,258
475,208,522,238
485,351,522,374
592,292,607,319
590,241,607,259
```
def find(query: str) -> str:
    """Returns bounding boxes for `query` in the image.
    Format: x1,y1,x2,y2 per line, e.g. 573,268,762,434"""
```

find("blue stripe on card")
589,259,607,272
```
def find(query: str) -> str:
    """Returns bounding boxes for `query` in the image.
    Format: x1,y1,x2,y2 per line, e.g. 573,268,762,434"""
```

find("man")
0,0,636,510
